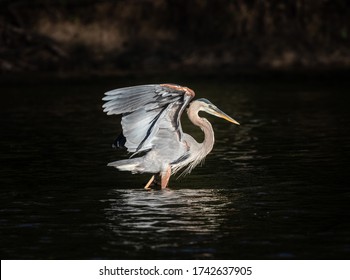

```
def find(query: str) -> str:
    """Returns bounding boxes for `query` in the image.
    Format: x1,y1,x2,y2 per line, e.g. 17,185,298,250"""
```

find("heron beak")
206,106,240,125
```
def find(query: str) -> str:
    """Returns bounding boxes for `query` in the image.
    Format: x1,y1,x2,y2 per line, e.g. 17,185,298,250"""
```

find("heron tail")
107,158,144,173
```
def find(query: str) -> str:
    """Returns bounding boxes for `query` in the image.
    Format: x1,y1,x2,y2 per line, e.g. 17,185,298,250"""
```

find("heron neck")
188,111,215,156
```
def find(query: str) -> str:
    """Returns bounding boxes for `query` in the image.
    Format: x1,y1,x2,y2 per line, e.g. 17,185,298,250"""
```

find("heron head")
195,98,240,125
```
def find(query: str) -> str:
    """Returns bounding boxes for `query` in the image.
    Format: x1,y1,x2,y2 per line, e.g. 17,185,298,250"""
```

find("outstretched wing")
102,84,195,154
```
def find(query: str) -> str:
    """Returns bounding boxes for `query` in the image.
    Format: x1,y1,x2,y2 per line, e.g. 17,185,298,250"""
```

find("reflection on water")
1,78,350,259
102,189,240,258
105,189,231,233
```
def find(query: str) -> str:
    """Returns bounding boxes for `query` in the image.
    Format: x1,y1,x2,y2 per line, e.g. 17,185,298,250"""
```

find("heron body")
102,84,239,189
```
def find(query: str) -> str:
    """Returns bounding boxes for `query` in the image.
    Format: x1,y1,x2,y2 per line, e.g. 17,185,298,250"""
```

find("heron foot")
144,175,155,190
144,171,170,190
161,166,171,189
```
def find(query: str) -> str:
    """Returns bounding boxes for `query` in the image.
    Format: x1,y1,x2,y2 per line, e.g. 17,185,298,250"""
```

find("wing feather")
102,84,195,154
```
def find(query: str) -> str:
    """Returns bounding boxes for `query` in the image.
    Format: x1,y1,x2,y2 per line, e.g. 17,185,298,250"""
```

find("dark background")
1,0,350,261
1,0,350,78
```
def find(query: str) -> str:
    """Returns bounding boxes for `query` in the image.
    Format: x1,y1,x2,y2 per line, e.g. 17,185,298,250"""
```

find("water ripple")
103,189,234,234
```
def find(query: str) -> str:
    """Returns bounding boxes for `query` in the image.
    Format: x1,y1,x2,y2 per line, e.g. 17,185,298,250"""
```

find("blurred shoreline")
1,1,350,81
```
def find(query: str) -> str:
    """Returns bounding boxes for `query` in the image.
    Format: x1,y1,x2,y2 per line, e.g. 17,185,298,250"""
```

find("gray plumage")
102,84,239,188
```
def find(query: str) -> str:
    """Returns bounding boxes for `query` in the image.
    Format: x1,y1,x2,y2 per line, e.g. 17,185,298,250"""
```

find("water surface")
1,77,349,259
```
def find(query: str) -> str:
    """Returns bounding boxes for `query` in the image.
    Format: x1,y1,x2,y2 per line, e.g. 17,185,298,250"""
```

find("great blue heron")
102,84,239,189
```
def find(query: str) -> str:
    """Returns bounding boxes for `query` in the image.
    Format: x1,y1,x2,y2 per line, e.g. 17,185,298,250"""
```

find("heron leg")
160,166,171,189
144,175,155,190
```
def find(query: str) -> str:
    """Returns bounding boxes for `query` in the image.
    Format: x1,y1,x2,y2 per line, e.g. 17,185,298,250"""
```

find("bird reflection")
100,188,242,258
103,189,231,233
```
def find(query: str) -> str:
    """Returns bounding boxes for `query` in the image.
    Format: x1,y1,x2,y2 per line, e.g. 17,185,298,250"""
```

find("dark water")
1,77,350,259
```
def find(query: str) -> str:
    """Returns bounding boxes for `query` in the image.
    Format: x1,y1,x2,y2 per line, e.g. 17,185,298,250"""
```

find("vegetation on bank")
1,0,349,76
